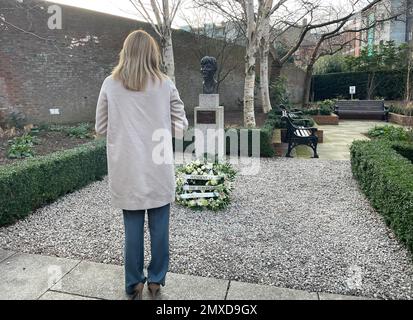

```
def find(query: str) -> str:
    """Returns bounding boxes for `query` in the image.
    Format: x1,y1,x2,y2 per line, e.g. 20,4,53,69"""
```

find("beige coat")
95,75,188,210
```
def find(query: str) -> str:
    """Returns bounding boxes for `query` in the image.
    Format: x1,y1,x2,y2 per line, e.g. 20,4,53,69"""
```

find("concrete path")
0,249,372,300
316,120,386,160
275,120,389,160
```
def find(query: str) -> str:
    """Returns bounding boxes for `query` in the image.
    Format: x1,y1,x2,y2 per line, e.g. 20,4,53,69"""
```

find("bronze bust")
200,56,218,94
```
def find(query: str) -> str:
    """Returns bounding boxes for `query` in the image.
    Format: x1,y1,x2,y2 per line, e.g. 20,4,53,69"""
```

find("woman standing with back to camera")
95,30,188,300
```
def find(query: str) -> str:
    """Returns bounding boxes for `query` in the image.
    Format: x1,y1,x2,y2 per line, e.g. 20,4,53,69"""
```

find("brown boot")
147,283,161,300
129,283,144,300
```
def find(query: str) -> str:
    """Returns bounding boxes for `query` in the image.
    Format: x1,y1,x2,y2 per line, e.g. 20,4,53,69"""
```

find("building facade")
361,0,408,49
341,14,363,57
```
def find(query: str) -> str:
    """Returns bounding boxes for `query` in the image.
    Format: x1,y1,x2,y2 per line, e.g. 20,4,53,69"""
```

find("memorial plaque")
197,110,216,124
183,185,217,191
184,174,223,180
179,192,219,199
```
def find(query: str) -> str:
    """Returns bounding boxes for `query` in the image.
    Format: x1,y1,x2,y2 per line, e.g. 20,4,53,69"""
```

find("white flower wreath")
175,160,237,211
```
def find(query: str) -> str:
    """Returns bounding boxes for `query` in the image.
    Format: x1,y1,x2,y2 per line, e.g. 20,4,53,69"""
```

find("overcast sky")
44,0,370,28
45,0,197,27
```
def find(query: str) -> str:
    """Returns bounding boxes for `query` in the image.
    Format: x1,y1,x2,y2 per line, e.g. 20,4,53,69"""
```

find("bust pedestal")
194,94,225,160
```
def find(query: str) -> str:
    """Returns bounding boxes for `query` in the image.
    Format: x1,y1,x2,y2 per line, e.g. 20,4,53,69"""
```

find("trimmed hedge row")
312,71,405,101
0,139,107,226
225,124,275,157
350,140,413,253
173,121,277,158
393,142,413,162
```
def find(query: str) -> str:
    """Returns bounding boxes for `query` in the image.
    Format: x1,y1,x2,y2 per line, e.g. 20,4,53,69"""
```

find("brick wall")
0,0,246,124
0,0,305,125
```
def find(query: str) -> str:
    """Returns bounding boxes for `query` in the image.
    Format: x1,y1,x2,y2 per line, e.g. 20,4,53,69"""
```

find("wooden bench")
334,100,389,121
280,106,319,158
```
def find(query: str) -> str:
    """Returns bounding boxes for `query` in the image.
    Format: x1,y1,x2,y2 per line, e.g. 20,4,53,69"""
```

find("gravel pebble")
1,158,412,299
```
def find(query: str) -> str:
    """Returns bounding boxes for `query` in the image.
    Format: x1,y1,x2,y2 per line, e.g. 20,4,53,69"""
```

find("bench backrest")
281,108,310,137
281,110,297,138
335,100,384,111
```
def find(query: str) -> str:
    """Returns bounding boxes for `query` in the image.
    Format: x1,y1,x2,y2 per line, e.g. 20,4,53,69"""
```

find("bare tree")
258,0,288,114
197,0,287,127
196,0,395,125
406,44,413,101
129,0,183,82
242,0,260,127
269,0,386,84
299,0,404,106
301,32,361,107
180,8,244,90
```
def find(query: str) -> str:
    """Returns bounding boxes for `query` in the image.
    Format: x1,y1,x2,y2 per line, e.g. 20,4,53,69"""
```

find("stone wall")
0,0,246,124
280,64,306,106
0,0,305,125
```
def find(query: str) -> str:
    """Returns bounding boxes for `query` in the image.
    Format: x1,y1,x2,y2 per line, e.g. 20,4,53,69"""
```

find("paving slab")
53,260,229,300
148,273,228,300
0,249,15,263
318,292,374,300
0,253,79,300
52,260,127,300
227,281,318,300
316,120,387,160
39,291,99,300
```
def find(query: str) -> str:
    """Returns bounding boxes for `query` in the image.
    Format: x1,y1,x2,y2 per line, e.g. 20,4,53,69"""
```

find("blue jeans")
123,204,170,295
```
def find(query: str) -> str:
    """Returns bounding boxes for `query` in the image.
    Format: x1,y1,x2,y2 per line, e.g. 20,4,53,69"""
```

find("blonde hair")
112,30,165,91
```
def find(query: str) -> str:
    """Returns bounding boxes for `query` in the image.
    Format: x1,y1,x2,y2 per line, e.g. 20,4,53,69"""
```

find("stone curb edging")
0,249,376,301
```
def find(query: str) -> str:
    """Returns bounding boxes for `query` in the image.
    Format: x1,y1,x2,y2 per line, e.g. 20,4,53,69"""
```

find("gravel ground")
1,158,412,299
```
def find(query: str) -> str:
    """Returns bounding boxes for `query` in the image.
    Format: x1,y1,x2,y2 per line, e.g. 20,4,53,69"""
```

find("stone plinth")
195,106,225,159
194,94,225,159
199,94,220,108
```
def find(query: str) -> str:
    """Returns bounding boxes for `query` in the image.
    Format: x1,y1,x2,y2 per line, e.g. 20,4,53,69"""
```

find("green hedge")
224,124,275,157
0,140,107,226
173,121,277,158
350,140,413,253
312,70,405,101
392,142,413,162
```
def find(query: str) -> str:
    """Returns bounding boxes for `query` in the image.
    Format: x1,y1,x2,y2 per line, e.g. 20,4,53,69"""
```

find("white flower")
176,160,236,210
210,179,218,186
197,198,208,206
